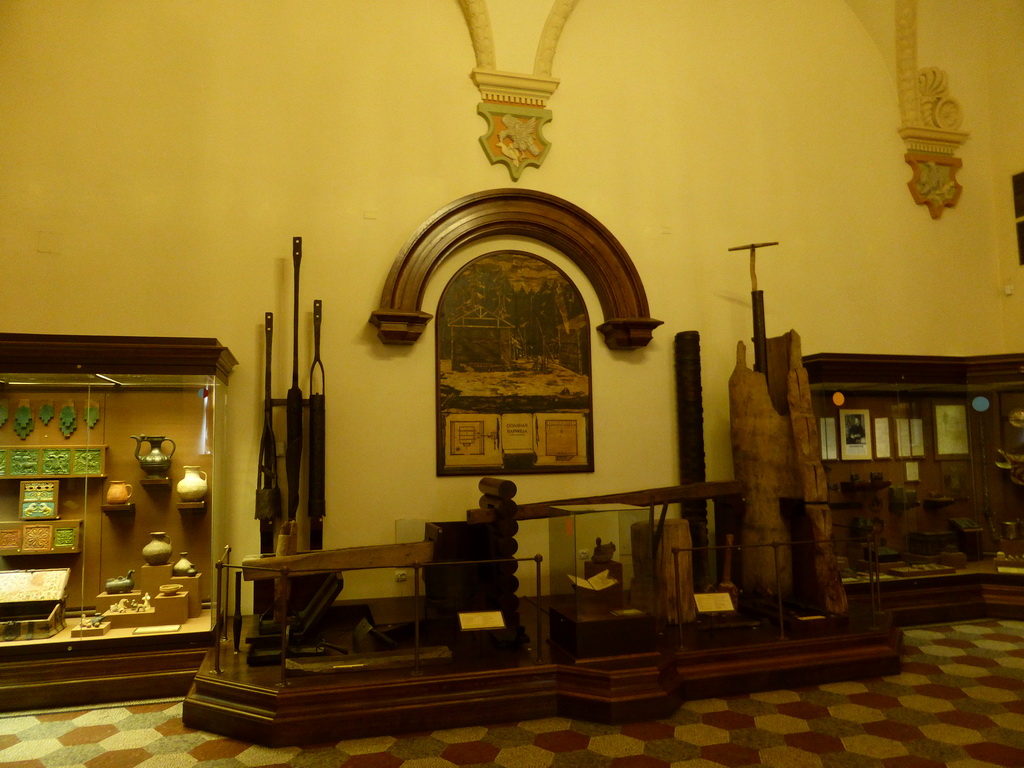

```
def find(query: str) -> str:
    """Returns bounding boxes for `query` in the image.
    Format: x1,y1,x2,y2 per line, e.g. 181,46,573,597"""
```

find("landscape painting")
436,251,593,475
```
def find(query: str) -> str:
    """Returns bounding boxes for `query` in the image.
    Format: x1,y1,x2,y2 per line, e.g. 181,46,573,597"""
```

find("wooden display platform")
0,613,213,711
845,564,1024,625
182,599,902,747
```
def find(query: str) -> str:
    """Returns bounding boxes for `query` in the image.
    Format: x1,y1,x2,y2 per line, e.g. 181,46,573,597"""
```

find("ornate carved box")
0,567,69,641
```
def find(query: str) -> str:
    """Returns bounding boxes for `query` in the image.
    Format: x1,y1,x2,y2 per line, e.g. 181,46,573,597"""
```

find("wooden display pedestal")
171,574,202,618
548,604,656,658
94,565,194,628
102,592,188,628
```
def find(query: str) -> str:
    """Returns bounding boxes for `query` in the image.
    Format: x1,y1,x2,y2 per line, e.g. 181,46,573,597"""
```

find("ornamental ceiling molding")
459,0,579,180
895,0,969,219
368,188,662,350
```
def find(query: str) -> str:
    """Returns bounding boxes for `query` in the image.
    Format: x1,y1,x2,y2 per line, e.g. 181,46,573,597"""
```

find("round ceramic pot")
142,531,173,566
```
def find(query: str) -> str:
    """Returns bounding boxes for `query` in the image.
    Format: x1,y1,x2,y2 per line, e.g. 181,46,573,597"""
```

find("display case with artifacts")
804,352,1024,621
545,504,657,658
0,333,235,710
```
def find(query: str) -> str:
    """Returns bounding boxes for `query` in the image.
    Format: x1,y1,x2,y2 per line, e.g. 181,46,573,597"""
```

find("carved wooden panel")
369,189,662,350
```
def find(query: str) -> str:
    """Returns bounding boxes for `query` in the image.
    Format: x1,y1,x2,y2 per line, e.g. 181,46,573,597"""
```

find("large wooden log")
629,519,697,624
729,339,798,597
729,330,847,614
786,340,848,615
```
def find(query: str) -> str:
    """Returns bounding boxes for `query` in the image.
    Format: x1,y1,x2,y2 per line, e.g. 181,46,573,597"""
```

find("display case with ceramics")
0,333,235,659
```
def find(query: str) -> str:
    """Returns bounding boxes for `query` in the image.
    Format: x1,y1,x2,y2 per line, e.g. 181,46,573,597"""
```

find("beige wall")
2,1,1022,598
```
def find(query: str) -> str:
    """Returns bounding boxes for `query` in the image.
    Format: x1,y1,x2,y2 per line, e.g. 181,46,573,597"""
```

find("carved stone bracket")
460,1,580,180
369,189,662,350
895,0,969,219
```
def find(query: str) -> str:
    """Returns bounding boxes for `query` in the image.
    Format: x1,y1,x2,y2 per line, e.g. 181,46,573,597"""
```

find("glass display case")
545,503,656,657
804,353,1024,578
0,334,235,649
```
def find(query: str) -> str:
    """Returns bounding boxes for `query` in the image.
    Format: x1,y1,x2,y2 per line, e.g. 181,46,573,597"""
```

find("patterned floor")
1,619,1022,768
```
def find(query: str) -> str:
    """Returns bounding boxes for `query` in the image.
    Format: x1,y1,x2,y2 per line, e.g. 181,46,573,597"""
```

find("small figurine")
142,593,151,610
592,537,616,563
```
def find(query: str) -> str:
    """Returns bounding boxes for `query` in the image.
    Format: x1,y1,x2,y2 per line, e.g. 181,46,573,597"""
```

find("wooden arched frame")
369,189,662,350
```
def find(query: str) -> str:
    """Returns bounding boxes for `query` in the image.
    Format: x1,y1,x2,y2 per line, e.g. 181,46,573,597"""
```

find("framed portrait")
839,409,872,460
436,251,594,475
934,404,969,456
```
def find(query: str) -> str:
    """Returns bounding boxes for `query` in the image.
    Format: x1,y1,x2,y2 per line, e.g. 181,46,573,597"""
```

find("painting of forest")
437,251,593,475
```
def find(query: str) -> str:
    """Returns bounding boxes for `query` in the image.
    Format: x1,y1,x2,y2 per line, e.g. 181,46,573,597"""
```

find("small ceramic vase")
142,531,173,566
176,466,208,502
105,480,133,505
172,552,194,577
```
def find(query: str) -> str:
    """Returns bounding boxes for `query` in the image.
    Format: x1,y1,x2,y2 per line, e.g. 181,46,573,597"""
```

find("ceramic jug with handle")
176,466,208,501
105,480,133,505
131,435,175,478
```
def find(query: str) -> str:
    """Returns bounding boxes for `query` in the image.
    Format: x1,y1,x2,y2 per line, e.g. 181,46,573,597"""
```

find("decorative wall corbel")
896,0,969,219
459,0,579,180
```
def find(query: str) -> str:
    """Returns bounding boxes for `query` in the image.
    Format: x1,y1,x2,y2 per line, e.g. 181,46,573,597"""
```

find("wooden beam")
466,481,744,524
241,540,435,581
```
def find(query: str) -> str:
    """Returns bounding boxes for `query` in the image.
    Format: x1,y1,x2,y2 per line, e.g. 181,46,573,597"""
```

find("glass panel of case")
806,357,1024,579
545,503,656,657
0,351,230,646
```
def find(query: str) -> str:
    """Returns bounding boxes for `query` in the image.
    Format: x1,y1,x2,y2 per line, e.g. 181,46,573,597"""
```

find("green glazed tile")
13,404,34,439
38,402,55,425
73,448,103,475
10,449,40,475
59,404,77,438
42,449,71,475
53,527,76,548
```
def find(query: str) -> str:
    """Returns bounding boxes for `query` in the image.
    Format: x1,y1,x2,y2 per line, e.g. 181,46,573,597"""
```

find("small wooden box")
0,568,69,641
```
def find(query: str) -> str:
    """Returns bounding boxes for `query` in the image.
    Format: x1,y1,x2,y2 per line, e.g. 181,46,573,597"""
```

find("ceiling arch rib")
369,188,662,350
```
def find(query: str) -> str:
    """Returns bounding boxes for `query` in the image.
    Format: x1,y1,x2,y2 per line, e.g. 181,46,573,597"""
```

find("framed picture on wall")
435,250,594,475
819,417,838,460
895,417,925,457
935,404,969,456
840,409,872,460
874,417,891,459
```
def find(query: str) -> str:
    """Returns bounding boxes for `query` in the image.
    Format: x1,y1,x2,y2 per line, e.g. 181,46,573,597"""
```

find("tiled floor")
1,619,1022,767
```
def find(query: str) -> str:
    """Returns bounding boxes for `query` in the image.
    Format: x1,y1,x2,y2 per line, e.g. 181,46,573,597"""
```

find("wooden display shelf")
839,480,891,494
0,519,82,554
177,501,206,513
101,503,135,516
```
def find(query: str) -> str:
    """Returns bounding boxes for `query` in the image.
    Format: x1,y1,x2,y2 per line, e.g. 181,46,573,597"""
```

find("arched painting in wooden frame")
436,251,593,475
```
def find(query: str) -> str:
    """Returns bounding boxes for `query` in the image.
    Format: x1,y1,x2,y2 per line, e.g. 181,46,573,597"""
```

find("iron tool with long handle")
308,299,326,549
255,312,282,552
285,237,303,521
